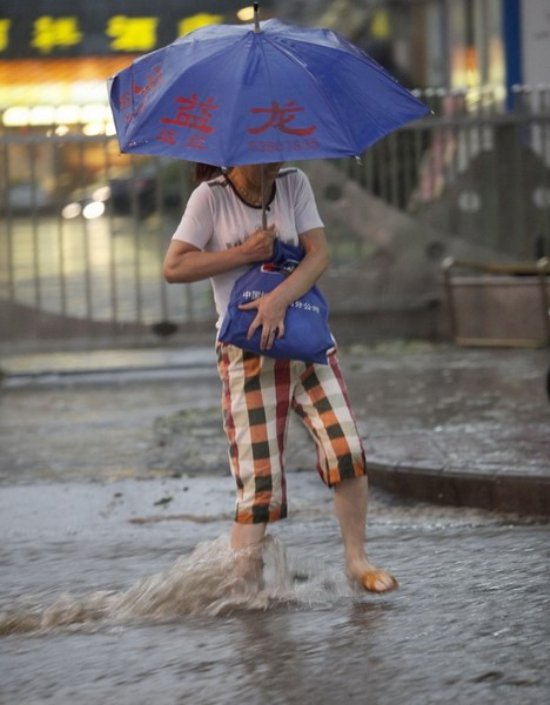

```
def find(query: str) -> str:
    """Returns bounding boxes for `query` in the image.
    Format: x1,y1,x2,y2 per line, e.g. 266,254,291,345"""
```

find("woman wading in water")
163,162,397,593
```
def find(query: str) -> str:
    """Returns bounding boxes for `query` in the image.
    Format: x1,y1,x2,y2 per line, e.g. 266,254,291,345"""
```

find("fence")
338,85,550,257
1,86,549,351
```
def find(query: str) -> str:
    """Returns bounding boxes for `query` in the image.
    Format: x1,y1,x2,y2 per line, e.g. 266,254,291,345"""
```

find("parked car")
61,163,186,220
5,183,55,214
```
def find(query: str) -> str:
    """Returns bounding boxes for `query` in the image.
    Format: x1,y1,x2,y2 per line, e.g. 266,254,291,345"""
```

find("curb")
0,361,218,388
367,461,550,517
2,349,548,518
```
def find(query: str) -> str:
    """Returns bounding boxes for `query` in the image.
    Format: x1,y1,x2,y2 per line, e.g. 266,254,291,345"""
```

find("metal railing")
338,85,550,258
1,85,549,350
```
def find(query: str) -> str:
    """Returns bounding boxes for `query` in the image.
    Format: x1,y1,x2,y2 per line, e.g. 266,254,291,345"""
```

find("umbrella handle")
260,164,268,229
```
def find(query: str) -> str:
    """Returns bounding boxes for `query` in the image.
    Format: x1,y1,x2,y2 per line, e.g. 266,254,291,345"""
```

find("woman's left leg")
292,355,397,593
333,474,397,592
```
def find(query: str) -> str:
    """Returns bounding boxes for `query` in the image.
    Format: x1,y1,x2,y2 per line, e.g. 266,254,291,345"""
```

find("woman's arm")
163,225,276,283
239,227,330,349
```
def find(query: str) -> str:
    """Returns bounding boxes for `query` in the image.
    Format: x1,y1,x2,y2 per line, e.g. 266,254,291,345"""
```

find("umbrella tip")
253,2,261,32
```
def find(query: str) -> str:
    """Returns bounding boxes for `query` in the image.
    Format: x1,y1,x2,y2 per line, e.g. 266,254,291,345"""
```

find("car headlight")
83,201,105,219
61,202,82,219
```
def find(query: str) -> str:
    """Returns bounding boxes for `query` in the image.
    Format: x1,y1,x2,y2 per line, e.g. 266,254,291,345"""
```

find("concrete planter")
443,258,550,347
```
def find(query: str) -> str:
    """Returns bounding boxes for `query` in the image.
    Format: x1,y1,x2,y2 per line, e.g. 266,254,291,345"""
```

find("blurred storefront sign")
0,1,263,58
0,1,271,114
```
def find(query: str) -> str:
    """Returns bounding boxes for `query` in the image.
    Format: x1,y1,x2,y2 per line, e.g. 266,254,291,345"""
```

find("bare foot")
232,545,265,590
348,561,398,593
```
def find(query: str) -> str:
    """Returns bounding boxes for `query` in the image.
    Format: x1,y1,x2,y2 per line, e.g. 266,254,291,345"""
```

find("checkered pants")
216,343,367,524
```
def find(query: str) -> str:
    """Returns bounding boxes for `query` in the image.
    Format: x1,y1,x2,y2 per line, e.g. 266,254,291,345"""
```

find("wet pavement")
0,342,549,704
1,342,549,512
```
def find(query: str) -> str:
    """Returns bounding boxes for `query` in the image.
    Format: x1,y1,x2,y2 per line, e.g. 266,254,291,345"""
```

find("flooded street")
1,346,549,704
1,477,548,705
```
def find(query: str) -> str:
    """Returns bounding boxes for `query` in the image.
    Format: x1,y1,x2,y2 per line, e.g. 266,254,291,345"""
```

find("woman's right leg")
230,521,267,550
230,521,267,583
217,344,292,573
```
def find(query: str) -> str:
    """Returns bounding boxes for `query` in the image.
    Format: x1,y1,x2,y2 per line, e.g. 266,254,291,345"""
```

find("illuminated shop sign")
0,1,252,57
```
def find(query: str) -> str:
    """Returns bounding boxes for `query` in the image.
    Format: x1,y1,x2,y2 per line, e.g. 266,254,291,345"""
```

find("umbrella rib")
216,34,259,167
260,34,360,155
262,29,422,154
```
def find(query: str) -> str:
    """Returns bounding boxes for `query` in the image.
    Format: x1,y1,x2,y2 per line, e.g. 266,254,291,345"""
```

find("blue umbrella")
108,8,429,169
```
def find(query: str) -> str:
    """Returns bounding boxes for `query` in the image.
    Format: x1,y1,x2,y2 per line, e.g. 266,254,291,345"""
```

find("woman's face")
239,162,285,184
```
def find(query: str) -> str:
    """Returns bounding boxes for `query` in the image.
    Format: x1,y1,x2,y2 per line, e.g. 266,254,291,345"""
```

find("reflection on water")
0,536,352,636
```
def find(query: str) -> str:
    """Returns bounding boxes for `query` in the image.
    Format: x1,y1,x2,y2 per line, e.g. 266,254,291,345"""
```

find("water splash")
0,536,350,636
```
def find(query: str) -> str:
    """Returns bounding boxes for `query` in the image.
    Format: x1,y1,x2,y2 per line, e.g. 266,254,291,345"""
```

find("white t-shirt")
172,167,324,327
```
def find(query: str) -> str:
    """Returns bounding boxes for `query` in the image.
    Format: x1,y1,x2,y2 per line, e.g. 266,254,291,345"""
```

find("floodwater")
1,347,549,704
1,477,548,705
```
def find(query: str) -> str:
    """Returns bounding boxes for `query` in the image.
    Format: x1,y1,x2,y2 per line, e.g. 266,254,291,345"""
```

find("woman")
163,162,397,593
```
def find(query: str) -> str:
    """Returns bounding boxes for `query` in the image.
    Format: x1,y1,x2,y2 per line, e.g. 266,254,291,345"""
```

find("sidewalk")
1,341,549,516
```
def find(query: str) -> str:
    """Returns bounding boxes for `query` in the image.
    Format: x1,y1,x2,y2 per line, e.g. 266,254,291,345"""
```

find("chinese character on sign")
0,19,11,52
248,101,316,136
178,13,223,36
161,95,218,133
107,16,159,52
31,16,83,54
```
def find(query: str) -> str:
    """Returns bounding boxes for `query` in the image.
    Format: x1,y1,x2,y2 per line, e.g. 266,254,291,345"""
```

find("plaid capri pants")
216,343,367,524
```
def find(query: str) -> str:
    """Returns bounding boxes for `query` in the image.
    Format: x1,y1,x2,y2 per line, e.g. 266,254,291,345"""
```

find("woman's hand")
240,225,276,263
237,228,330,351
239,290,288,351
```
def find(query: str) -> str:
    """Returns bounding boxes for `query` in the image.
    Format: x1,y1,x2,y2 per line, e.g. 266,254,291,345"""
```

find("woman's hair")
194,163,224,183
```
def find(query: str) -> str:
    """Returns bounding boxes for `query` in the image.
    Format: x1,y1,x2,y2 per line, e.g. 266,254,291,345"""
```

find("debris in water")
153,495,174,507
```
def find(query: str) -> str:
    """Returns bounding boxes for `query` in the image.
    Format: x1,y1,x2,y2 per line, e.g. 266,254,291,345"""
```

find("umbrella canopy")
108,16,429,168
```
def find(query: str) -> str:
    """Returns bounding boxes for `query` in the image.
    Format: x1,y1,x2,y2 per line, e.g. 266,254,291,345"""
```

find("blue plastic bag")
218,239,335,364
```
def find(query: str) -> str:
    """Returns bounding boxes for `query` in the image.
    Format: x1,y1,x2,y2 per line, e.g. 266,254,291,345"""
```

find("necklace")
227,175,273,207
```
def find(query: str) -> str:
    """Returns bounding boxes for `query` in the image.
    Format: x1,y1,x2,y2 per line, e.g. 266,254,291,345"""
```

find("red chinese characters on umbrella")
157,94,219,150
109,18,430,165
120,64,164,124
161,94,219,133
133,65,163,98
247,101,316,136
